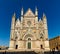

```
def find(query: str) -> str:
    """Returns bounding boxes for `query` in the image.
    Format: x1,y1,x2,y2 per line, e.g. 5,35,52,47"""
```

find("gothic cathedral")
9,8,50,52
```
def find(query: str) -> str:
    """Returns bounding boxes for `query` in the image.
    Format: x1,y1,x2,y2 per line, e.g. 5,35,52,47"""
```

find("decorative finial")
35,6,38,16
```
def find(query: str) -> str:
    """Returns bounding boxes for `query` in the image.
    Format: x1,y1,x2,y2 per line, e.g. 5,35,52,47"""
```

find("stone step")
0,51,37,54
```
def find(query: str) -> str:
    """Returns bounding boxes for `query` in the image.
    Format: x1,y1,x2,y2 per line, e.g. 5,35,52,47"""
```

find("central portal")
27,38,31,49
25,34,33,49
28,42,31,49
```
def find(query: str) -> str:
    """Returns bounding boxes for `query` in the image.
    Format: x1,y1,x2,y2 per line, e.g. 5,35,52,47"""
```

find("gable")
15,18,20,27
24,8,35,17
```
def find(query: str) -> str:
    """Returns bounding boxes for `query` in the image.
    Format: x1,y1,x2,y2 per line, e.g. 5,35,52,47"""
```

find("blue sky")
0,0,60,46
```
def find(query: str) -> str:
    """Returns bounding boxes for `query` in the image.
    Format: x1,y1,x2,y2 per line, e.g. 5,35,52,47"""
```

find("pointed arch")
22,34,36,40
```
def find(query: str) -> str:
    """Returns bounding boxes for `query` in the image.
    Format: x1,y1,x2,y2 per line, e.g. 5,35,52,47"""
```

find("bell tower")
43,13,48,40
9,12,16,49
42,13,50,51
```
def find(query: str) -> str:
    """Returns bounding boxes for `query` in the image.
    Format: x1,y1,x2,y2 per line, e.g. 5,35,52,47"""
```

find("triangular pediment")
24,8,35,16
15,18,20,27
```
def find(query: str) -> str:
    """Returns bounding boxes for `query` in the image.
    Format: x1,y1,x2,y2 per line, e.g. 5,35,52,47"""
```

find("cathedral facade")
9,8,50,51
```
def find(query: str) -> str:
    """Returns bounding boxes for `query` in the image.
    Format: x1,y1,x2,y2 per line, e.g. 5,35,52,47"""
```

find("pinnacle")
43,13,46,17
14,12,16,16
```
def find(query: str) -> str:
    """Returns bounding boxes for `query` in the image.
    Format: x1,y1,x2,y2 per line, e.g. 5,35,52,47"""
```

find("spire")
42,12,47,23
13,12,16,16
17,18,20,21
21,7,23,22
21,7,23,16
15,18,20,27
43,12,46,18
35,7,38,16
39,18,42,22
12,12,16,19
11,12,16,29
28,8,31,12
42,12,47,29
42,12,47,22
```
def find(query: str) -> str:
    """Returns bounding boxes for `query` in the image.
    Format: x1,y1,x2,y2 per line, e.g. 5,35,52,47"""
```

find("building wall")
49,36,60,51
0,46,8,50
